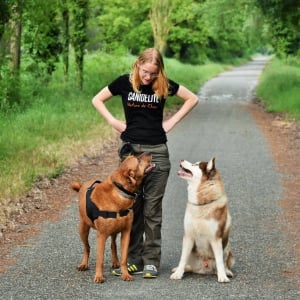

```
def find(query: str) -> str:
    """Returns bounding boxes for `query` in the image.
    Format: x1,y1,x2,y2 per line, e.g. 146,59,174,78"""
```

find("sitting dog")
71,153,155,283
170,157,234,283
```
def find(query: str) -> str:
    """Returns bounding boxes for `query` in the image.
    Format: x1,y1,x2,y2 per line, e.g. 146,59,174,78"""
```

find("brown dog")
71,153,155,283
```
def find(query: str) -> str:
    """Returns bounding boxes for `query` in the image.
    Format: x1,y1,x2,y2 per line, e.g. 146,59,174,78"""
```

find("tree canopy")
255,0,300,57
0,0,299,110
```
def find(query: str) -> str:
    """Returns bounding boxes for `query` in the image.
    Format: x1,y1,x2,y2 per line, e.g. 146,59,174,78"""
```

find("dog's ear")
207,157,216,178
207,157,215,171
127,170,137,185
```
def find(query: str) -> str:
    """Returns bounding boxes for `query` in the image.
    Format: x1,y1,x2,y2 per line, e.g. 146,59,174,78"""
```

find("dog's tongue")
146,163,156,173
178,168,193,177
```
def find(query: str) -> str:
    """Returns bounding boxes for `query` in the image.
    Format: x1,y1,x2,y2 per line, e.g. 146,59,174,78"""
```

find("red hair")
130,48,169,99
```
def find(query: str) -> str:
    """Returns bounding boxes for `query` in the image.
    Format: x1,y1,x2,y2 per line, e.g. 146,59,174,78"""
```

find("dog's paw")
111,262,120,269
217,275,230,283
226,269,233,278
77,263,89,271
170,270,184,280
121,273,133,281
94,274,105,283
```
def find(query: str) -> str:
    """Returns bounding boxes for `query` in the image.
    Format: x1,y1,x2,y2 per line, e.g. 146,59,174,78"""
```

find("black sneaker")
112,263,143,276
142,265,158,278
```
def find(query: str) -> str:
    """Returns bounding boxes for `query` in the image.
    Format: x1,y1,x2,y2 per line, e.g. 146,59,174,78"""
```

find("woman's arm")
92,86,126,133
163,85,199,133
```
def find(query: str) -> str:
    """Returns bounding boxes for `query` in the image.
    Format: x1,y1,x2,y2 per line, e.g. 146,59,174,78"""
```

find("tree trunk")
8,0,22,105
72,0,88,90
150,0,173,55
9,1,22,75
62,2,70,79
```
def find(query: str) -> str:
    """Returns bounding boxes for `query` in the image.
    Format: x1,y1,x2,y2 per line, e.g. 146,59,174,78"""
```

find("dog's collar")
112,179,137,200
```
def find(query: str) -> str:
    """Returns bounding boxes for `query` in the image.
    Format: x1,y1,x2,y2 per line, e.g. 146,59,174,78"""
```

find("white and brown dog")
170,157,234,283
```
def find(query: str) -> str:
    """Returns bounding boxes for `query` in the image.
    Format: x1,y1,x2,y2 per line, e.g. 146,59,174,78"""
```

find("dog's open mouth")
145,163,156,174
178,165,193,177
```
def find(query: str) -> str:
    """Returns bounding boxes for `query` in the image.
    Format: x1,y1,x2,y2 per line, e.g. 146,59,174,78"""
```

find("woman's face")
138,62,159,85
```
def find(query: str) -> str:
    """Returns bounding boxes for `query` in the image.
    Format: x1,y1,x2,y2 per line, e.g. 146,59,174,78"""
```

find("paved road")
1,57,299,299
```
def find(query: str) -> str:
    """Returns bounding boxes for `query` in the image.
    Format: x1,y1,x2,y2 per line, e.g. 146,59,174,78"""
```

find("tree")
166,0,208,63
0,0,10,70
9,0,22,75
59,0,70,79
0,0,9,41
0,0,22,108
23,0,62,77
91,0,208,62
150,0,173,55
71,0,89,89
92,0,151,55
202,0,255,61
255,0,300,57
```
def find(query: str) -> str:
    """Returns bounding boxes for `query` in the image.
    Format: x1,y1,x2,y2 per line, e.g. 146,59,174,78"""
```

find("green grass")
0,51,226,211
256,58,300,120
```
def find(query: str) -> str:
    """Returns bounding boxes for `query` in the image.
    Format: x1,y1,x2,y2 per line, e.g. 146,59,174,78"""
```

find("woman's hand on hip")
163,119,175,133
110,119,126,133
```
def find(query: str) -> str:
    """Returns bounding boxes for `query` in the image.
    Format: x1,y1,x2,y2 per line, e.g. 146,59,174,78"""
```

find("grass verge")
256,58,300,121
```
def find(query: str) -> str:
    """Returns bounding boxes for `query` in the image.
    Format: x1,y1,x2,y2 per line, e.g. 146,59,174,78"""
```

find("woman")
92,48,198,278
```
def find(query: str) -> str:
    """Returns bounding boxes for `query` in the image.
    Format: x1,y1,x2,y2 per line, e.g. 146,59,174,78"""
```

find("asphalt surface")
1,56,299,299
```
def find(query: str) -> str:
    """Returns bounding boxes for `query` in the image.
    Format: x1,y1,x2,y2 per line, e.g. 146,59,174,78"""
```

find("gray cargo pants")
118,142,171,269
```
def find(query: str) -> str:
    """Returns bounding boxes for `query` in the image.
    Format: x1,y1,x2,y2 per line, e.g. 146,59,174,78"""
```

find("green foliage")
256,58,300,120
71,0,89,89
23,0,62,77
0,0,9,39
91,0,152,54
0,64,19,112
166,0,208,63
202,0,257,62
255,0,300,57
1,0,299,114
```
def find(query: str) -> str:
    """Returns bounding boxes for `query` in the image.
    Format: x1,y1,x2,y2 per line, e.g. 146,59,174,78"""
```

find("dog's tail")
70,182,82,192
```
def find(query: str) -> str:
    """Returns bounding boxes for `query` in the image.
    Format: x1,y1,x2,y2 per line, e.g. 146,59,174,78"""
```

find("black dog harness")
86,180,134,222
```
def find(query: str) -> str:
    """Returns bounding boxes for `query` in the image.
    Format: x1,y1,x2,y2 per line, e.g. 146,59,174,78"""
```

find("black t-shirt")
108,74,179,145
